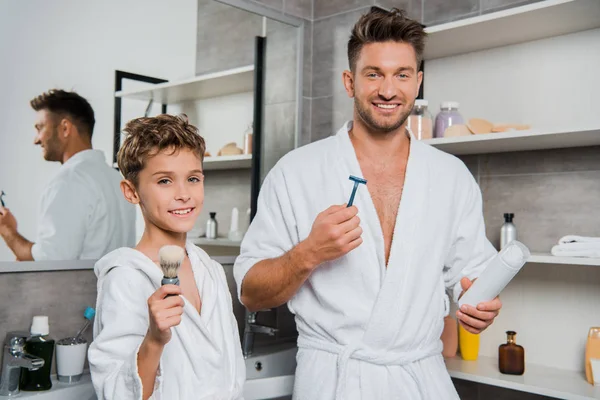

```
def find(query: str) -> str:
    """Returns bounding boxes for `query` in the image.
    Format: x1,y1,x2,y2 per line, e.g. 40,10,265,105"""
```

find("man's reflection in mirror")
0,89,135,261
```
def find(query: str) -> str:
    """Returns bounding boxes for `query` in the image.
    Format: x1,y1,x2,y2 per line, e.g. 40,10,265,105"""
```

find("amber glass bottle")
499,330,525,375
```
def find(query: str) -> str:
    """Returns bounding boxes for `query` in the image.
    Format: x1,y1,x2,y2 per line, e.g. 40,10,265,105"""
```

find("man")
234,8,502,400
0,89,135,261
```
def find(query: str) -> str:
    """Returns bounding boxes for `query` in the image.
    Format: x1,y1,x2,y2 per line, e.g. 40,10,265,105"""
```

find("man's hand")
456,277,502,334
300,204,363,270
0,207,18,238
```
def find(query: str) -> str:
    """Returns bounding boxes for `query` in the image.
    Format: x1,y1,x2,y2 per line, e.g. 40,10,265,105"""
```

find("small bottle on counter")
434,101,464,138
500,213,517,249
20,316,55,391
243,123,253,155
499,330,525,375
407,99,433,140
206,212,218,239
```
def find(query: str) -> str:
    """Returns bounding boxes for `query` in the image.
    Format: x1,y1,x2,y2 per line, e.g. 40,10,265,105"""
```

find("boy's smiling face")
133,147,204,234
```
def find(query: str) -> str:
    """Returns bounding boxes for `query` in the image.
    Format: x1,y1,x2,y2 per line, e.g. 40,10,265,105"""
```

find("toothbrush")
159,245,185,297
74,307,96,341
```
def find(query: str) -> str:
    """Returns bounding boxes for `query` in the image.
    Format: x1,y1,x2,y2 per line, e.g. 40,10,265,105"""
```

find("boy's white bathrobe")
89,241,245,400
234,121,497,400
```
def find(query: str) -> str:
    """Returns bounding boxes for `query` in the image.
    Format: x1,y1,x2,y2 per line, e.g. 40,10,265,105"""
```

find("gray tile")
285,0,313,19
252,0,284,12
481,171,600,252
314,0,373,20
422,0,479,26
196,6,263,75
458,154,479,181
262,102,298,180
312,8,369,98
482,0,543,14
451,378,479,400
376,0,423,23
479,146,600,177
265,21,299,105
311,96,334,142
303,21,313,97
301,97,312,145
0,270,97,373
197,0,232,16
201,169,252,239
310,93,353,142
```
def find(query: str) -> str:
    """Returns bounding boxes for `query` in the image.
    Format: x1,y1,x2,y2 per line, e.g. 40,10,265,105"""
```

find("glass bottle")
499,330,525,375
434,101,464,138
407,99,433,140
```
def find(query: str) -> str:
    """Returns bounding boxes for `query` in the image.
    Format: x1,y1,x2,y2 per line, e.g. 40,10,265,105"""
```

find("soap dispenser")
499,330,525,375
20,316,55,391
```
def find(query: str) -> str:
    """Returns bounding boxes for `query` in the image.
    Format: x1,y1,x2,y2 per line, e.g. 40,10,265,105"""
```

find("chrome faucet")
242,311,278,358
0,332,45,397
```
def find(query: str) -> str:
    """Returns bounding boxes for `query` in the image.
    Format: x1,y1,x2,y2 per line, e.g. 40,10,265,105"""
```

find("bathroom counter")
446,355,600,399
16,374,96,399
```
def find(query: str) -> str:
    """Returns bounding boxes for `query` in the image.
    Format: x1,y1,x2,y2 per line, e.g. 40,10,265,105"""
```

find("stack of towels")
551,235,600,258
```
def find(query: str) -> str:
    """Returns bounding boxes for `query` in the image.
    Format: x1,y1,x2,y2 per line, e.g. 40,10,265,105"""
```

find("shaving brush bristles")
159,245,185,285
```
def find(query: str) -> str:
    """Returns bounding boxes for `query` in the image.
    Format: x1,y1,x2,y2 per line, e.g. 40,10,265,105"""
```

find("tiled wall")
0,269,97,373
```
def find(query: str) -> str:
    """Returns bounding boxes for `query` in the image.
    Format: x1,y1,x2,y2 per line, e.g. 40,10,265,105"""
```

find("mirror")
0,0,304,270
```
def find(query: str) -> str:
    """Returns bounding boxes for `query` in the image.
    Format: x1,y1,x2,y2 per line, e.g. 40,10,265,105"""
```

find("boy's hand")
0,207,18,238
456,277,502,334
146,285,184,346
301,204,363,270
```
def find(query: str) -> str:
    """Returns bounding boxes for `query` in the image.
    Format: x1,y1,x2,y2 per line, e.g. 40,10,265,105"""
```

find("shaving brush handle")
161,277,180,297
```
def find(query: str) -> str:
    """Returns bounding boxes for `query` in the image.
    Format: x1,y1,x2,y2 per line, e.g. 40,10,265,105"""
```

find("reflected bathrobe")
89,241,245,400
234,121,497,399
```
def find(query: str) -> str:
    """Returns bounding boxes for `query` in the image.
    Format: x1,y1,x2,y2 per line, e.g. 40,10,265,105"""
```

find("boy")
89,114,245,400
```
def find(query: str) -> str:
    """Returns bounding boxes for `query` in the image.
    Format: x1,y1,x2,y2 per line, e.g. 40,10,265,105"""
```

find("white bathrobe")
234,121,497,400
89,241,245,400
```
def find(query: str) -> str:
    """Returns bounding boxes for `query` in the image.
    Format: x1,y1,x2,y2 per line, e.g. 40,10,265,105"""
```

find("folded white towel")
558,235,600,245
551,242,600,258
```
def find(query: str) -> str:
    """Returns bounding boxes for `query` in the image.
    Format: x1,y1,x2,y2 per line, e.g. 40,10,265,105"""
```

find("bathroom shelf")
423,128,600,155
527,253,600,267
0,260,96,273
446,356,600,400
192,237,242,247
115,65,254,103
204,154,252,170
424,0,600,60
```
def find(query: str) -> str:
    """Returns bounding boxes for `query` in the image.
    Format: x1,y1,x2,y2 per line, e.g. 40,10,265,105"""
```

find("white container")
592,358,600,386
56,337,88,383
458,241,531,308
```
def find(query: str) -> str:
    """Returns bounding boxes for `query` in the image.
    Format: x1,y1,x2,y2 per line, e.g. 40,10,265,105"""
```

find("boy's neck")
136,227,187,263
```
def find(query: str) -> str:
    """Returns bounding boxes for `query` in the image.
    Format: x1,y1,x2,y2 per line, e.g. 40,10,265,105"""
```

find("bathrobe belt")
298,336,442,399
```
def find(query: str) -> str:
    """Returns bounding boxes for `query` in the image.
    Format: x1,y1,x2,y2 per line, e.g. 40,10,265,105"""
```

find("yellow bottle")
459,324,480,361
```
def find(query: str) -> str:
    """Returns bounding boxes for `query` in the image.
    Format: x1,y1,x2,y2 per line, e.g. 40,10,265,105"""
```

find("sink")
13,374,96,399
10,344,298,400
243,342,297,400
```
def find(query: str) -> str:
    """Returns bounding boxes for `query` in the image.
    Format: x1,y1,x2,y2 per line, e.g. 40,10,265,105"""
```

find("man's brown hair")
30,89,96,138
117,114,206,186
347,7,427,72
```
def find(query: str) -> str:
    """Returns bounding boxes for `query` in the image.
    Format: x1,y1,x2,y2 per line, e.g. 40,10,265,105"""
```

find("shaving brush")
159,245,185,293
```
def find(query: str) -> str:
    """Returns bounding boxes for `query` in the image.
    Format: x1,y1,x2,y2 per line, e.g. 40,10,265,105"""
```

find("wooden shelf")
422,128,600,155
446,356,600,400
192,237,242,247
424,0,600,60
115,65,254,103
528,253,600,267
204,154,252,170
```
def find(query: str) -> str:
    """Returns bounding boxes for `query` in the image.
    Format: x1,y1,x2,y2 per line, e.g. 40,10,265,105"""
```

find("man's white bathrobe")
89,241,245,400
234,121,497,399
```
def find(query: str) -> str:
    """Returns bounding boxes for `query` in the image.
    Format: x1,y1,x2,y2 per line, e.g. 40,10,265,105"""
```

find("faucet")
242,310,278,358
0,332,45,397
